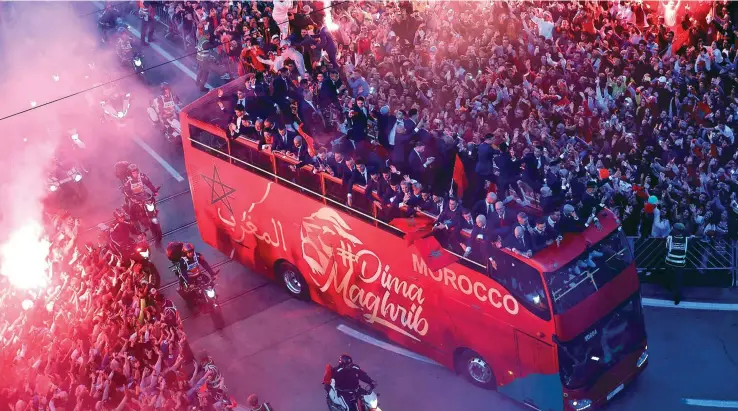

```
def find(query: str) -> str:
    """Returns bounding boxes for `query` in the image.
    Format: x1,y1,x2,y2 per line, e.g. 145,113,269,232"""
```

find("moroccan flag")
391,216,434,246
413,235,458,271
453,154,468,199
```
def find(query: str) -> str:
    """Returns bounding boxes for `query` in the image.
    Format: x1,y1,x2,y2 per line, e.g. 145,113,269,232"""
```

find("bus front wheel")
276,262,310,301
457,349,497,390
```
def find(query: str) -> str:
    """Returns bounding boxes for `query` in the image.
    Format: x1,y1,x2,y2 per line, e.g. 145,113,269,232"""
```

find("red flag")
453,154,468,198
413,236,458,271
391,217,434,246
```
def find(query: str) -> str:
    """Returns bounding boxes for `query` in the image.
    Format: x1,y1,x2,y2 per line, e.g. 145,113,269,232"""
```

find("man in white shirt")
527,10,554,40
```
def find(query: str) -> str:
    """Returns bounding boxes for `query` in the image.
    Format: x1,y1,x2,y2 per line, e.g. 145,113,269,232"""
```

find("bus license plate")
607,383,624,401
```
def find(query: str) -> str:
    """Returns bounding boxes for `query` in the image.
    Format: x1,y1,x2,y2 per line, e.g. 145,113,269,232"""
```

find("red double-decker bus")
179,83,648,411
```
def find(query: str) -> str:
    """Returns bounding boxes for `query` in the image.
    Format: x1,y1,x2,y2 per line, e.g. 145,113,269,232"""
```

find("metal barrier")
631,236,737,287
151,2,196,49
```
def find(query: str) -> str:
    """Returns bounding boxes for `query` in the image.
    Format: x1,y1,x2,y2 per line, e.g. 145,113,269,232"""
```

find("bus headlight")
569,399,592,411
205,288,216,298
637,348,648,368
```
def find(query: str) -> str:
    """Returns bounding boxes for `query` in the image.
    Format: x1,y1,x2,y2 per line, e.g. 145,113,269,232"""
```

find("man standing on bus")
665,222,689,305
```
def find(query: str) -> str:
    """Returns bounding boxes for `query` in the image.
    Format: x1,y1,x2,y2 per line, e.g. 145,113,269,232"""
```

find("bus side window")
488,251,551,321
188,125,229,161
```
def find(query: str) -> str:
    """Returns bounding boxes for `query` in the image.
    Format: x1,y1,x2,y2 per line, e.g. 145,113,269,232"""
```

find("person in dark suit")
372,106,397,149
464,214,494,258
531,218,561,253
475,134,498,187
327,151,351,180
274,124,296,151
407,141,435,185
472,192,498,220
433,197,462,247
560,204,598,234
546,210,562,234
390,123,413,170
271,67,295,113
318,70,343,109
287,135,312,166
504,226,534,258
488,202,516,238
233,89,250,112
227,104,251,139
258,129,277,152
581,180,604,215
348,97,369,145
297,90,323,136
459,209,475,231
416,188,438,214
545,159,563,197
312,147,331,173
364,168,386,203
520,146,546,191
495,142,523,200
348,159,370,187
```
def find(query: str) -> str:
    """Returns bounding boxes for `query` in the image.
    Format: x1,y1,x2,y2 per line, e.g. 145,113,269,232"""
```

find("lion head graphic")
300,208,362,283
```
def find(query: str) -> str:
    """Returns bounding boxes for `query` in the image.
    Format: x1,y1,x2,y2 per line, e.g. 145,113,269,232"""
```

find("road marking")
133,136,185,182
336,324,441,366
683,399,738,408
92,1,213,88
642,298,738,311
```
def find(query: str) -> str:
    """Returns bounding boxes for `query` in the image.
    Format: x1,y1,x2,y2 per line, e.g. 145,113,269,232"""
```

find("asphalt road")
24,3,738,411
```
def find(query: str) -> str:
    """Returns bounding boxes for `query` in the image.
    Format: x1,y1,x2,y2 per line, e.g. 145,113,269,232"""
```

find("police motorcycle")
124,187,163,244
166,242,222,321
147,83,182,144
113,25,148,84
99,219,161,288
325,377,381,411
47,157,87,204
97,79,132,128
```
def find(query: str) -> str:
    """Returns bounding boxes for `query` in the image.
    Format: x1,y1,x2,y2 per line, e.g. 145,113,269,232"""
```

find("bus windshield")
544,229,632,314
556,294,646,389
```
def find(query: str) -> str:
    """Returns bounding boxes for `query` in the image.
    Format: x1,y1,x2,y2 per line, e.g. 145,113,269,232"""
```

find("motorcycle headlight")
205,288,216,298
74,173,83,182
71,133,80,141
366,396,378,409
145,203,155,212
125,93,131,98
117,111,125,118
30,101,37,107
569,399,592,411
52,74,60,82
133,58,142,67
139,249,150,259
49,184,59,192
151,217,159,224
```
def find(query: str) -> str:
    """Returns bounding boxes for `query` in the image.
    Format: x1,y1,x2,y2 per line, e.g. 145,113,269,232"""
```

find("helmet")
338,354,353,366
160,82,171,92
182,242,195,254
128,163,139,172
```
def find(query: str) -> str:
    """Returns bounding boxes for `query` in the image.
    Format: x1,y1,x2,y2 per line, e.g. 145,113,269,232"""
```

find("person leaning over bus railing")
504,226,534,259
432,198,462,247
531,218,562,253
560,204,601,235
463,215,493,258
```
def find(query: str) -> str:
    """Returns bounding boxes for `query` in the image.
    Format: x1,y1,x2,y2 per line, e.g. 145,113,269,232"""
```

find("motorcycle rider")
115,26,135,62
177,242,218,289
323,354,376,411
199,354,226,390
109,208,139,260
153,82,182,133
123,163,158,204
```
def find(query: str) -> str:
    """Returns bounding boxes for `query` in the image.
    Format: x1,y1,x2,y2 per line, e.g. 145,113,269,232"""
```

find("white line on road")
683,399,738,408
133,136,185,182
642,298,738,311
336,324,441,366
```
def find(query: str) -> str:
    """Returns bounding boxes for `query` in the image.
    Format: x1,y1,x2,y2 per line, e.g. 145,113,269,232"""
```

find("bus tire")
276,262,310,301
456,349,497,390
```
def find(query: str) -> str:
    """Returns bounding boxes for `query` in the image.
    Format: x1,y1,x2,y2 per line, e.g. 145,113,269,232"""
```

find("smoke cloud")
0,2,153,282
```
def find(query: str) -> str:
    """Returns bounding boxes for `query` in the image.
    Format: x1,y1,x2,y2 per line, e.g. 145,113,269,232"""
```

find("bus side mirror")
552,334,561,345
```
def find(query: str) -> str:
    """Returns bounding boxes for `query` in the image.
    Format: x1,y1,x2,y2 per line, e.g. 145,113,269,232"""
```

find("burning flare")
0,220,51,290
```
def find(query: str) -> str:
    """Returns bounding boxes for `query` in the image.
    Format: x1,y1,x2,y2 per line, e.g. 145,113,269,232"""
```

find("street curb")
641,283,738,304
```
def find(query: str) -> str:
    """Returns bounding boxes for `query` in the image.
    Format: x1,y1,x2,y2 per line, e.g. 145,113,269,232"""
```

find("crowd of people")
185,0,738,264
0,212,273,411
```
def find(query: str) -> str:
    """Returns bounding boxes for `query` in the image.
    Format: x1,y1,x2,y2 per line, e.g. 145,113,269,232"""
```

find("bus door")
515,330,563,411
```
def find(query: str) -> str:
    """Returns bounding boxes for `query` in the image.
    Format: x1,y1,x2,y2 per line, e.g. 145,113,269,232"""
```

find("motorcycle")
100,89,132,128
131,52,148,83
147,103,182,144
47,160,87,203
326,379,381,411
165,242,223,326
99,223,160,288
125,188,163,244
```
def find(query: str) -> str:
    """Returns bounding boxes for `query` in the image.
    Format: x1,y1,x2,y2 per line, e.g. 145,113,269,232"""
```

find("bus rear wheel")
276,262,310,301
457,349,497,390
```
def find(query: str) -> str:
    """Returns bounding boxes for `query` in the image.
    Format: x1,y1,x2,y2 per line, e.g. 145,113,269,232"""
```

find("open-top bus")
179,80,648,411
